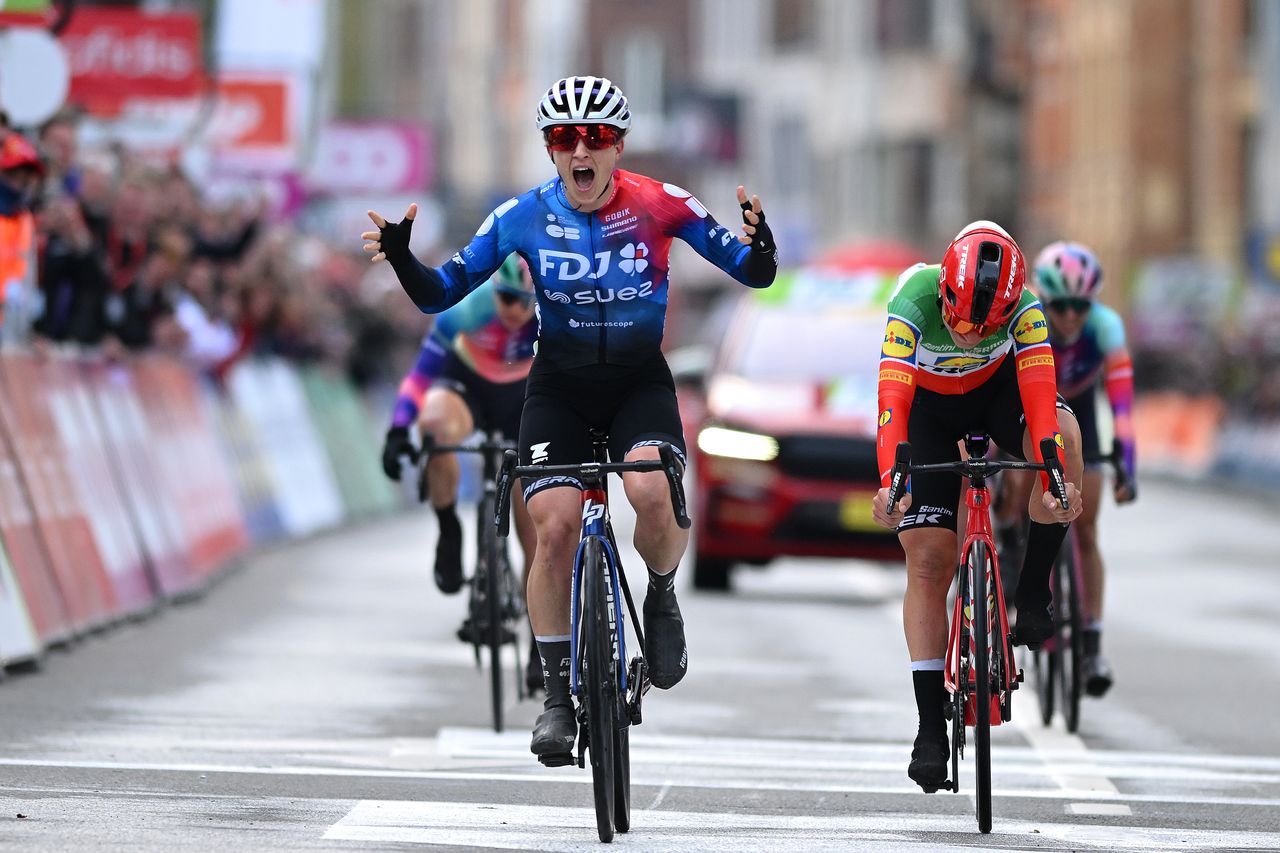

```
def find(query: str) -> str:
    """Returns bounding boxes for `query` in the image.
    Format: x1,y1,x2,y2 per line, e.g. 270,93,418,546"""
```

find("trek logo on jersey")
879,367,914,386
619,243,649,274
879,409,893,427
1013,308,1049,345
881,320,917,359
929,355,988,374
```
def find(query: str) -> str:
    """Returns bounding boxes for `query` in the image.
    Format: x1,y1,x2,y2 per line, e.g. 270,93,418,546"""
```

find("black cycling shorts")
1067,388,1102,466
899,354,1071,533
435,352,526,442
518,355,686,500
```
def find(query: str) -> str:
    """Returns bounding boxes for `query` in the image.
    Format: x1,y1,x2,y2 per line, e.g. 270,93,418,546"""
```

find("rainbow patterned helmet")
491,255,533,296
1032,241,1104,304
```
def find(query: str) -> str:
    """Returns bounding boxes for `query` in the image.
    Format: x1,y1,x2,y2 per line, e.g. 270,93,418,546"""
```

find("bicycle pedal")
537,752,575,768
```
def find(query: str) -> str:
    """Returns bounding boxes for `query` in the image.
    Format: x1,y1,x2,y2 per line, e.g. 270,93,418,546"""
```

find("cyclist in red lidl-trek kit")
872,221,1083,792
363,76,778,762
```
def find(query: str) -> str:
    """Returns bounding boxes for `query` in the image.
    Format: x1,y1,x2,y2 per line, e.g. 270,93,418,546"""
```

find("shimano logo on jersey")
538,249,612,280
545,223,581,239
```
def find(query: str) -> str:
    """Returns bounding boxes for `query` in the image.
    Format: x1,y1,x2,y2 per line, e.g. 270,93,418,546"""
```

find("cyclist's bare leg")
418,388,473,509
621,444,689,575
526,485,584,758
900,527,957,661
901,526,957,790
622,443,691,688
419,387,474,594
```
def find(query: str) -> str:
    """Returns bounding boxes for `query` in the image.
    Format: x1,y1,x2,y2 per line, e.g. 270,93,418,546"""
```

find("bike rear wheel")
613,725,631,833
1056,532,1084,733
971,542,994,834
481,493,506,733
582,537,618,843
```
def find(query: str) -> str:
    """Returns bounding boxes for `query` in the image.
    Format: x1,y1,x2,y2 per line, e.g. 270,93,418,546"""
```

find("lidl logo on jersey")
879,409,893,427
881,320,917,359
1054,432,1064,449
1013,308,1049,345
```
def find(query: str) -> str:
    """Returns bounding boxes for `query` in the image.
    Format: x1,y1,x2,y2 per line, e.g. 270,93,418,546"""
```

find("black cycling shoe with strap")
643,574,687,690
530,702,576,766
433,509,464,594
907,727,950,793
1082,653,1114,697
1012,601,1054,649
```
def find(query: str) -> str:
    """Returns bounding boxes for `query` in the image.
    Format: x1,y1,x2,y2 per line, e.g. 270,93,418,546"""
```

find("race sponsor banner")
0,390,69,644
201,379,285,544
132,360,247,580
226,358,344,537
46,356,155,615
0,537,39,666
85,361,196,597
0,354,116,630
58,7,204,117
299,368,398,518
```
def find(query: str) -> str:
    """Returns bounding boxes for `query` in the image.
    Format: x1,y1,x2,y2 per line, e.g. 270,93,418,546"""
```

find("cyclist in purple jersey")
363,76,777,762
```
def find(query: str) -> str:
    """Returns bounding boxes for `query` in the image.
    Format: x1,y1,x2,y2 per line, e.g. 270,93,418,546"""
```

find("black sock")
435,503,461,538
912,670,946,735
537,639,572,710
1084,628,1101,657
647,565,676,594
1016,520,1069,608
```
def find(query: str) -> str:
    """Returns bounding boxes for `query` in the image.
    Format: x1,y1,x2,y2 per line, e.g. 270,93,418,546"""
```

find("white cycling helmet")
536,76,631,132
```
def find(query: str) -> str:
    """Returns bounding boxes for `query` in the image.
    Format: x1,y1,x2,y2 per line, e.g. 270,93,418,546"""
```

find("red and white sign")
306,121,433,194
209,73,297,173
58,8,203,116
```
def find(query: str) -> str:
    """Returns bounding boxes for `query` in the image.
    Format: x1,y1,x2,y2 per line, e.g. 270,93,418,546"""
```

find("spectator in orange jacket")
0,131,45,336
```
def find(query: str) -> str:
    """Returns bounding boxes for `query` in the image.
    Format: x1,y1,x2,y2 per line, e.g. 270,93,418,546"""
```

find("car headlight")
697,426,780,462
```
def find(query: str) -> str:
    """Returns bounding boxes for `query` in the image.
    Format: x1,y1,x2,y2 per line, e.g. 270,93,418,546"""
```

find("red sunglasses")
942,303,998,338
543,124,624,151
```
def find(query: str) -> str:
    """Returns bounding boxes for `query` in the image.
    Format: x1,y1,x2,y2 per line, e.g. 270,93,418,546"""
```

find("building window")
875,0,932,51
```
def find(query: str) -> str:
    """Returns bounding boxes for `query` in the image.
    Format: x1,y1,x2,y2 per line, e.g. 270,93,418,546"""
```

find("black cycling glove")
378,212,449,309
740,199,778,286
381,426,418,481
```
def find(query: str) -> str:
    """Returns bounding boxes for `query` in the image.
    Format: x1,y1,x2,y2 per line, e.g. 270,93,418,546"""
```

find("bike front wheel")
1056,532,1084,733
582,537,618,842
480,493,506,733
970,541,994,834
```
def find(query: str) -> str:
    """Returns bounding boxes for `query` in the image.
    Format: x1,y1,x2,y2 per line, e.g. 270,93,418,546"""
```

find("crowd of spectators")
0,109,425,392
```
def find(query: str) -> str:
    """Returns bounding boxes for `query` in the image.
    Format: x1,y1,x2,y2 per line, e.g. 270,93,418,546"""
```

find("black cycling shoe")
643,583,688,689
530,703,576,765
1082,653,1114,697
455,618,516,646
1013,602,1054,649
908,728,950,793
433,528,463,594
525,644,544,696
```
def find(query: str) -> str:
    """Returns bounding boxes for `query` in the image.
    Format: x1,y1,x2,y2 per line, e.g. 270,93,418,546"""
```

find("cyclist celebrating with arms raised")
363,76,777,763
871,221,1083,792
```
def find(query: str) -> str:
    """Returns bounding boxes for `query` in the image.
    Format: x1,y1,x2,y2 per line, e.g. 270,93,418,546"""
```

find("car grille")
776,435,878,482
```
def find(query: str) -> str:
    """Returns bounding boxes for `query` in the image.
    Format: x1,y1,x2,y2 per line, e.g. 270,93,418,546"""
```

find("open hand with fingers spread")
735,185,773,252
362,203,418,264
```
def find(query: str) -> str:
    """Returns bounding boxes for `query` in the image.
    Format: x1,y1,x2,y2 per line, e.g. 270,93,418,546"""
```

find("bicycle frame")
568,487,631,698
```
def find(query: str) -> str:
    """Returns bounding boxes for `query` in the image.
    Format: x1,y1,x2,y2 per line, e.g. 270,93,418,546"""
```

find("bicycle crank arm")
626,657,648,725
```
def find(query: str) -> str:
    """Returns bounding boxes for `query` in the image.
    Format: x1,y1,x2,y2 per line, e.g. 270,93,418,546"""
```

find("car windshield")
731,307,884,382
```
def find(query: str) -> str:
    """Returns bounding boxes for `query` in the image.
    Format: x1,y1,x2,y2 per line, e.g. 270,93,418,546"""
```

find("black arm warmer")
739,201,778,287
380,217,448,310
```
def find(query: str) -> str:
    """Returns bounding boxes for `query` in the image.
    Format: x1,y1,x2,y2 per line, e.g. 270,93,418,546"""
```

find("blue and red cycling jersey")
390,280,538,428
403,169,768,370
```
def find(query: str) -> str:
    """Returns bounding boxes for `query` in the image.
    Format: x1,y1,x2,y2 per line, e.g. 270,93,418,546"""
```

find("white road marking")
323,799,1280,851
1012,689,1131,815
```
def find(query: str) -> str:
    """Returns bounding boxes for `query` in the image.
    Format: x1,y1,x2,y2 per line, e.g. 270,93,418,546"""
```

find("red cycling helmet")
0,132,44,176
938,220,1026,336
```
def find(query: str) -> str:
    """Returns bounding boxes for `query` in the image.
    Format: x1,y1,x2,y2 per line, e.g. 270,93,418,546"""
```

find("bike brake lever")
887,441,911,509
658,443,691,530
495,450,518,536
1039,437,1070,512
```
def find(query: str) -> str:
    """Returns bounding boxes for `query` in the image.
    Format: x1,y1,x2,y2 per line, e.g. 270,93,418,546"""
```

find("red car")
681,283,903,590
